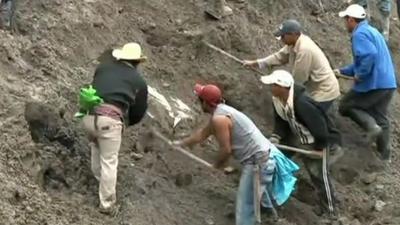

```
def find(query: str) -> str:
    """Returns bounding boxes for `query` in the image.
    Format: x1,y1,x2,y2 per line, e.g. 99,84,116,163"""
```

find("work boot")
347,109,381,144
376,126,391,163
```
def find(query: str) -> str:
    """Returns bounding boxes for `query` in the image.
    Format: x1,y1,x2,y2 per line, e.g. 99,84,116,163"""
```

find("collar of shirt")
292,34,305,53
352,20,368,35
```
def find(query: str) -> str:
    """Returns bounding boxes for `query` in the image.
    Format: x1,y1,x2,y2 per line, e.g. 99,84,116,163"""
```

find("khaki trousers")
82,115,123,210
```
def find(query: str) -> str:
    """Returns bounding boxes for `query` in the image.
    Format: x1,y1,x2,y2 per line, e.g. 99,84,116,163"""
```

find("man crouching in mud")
173,83,299,225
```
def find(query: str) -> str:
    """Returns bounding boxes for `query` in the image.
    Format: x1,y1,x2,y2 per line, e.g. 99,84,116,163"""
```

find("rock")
25,206,34,213
162,82,170,88
175,173,193,187
338,216,351,225
223,166,235,174
374,200,386,212
205,216,215,225
175,19,183,26
130,152,144,160
350,219,362,225
376,184,384,190
14,187,26,201
361,172,377,185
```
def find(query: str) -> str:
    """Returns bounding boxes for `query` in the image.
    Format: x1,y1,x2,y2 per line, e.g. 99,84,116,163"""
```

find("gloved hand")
269,134,280,144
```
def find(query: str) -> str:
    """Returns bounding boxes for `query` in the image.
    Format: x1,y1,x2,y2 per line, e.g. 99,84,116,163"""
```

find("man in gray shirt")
174,83,298,225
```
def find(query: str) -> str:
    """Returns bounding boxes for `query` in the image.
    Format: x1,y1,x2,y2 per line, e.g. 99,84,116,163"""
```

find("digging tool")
151,128,214,168
203,41,265,76
336,73,354,80
275,144,323,158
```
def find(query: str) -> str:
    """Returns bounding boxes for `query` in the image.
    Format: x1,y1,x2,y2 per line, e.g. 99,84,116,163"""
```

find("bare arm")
181,119,213,148
212,115,233,169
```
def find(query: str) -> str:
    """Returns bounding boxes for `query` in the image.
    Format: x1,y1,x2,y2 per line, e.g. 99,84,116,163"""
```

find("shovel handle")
152,129,214,168
275,144,323,158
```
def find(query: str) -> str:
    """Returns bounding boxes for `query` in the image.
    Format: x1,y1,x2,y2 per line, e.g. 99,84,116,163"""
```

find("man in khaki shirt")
244,19,342,152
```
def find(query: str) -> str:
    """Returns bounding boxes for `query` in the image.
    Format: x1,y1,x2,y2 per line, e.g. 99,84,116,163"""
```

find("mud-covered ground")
1,0,400,224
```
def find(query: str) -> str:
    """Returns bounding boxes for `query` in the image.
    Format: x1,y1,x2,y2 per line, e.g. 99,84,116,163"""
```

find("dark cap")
273,19,302,38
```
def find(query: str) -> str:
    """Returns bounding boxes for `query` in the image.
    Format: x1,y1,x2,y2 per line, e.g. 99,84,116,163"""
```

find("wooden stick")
336,73,354,80
151,129,214,168
275,143,322,158
203,41,265,76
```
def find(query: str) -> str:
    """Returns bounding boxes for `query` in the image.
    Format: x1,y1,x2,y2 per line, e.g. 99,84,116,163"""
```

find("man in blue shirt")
337,4,397,162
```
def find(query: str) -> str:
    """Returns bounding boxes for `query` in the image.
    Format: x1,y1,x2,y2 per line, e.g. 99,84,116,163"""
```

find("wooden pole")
203,41,265,76
151,129,214,168
275,143,323,158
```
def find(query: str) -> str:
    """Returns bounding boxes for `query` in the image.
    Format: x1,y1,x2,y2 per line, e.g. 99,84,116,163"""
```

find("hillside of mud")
1,0,400,224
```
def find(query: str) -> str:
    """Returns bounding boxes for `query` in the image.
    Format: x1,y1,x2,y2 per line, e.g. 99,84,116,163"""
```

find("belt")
245,151,270,165
89,103,124,130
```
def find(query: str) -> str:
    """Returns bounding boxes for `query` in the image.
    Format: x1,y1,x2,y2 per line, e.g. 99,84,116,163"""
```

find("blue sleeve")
352,33,377,80
340,64,355,76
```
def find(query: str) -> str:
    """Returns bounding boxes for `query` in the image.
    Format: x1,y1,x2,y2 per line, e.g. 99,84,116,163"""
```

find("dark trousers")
339,89,395,158
316,100,342,147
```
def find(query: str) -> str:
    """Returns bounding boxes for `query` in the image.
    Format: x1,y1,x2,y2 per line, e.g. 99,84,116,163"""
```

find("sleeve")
273,107,290,141
128,86,148,126
257,46,290,69
295,97,329,150
352,33,377,80
292,50,313,84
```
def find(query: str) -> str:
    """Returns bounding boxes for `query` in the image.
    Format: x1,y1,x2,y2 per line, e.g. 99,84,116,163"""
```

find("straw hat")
112,42,147,61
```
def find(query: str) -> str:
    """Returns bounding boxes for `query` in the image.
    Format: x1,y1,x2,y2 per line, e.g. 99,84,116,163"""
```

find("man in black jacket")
261,70,339,216
82,43,148,215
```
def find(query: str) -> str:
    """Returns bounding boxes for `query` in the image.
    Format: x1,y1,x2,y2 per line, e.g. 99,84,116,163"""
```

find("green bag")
74,85,103,118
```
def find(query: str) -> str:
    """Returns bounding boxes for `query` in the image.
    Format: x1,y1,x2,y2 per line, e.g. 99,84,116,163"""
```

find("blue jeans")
236,160,275,225
356,0,391,13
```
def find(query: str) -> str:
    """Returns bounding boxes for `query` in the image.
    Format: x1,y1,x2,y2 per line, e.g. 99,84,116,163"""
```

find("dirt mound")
1,0,400,224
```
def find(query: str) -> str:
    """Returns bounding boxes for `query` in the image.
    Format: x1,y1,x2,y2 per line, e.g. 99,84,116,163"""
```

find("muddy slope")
1,0,400,224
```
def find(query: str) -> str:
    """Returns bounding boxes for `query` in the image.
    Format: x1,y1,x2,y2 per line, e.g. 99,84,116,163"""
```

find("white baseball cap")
339,4,367,19
260,70,294,87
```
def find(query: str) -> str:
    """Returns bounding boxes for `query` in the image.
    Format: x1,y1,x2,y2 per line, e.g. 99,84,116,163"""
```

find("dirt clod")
175,173,193,187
